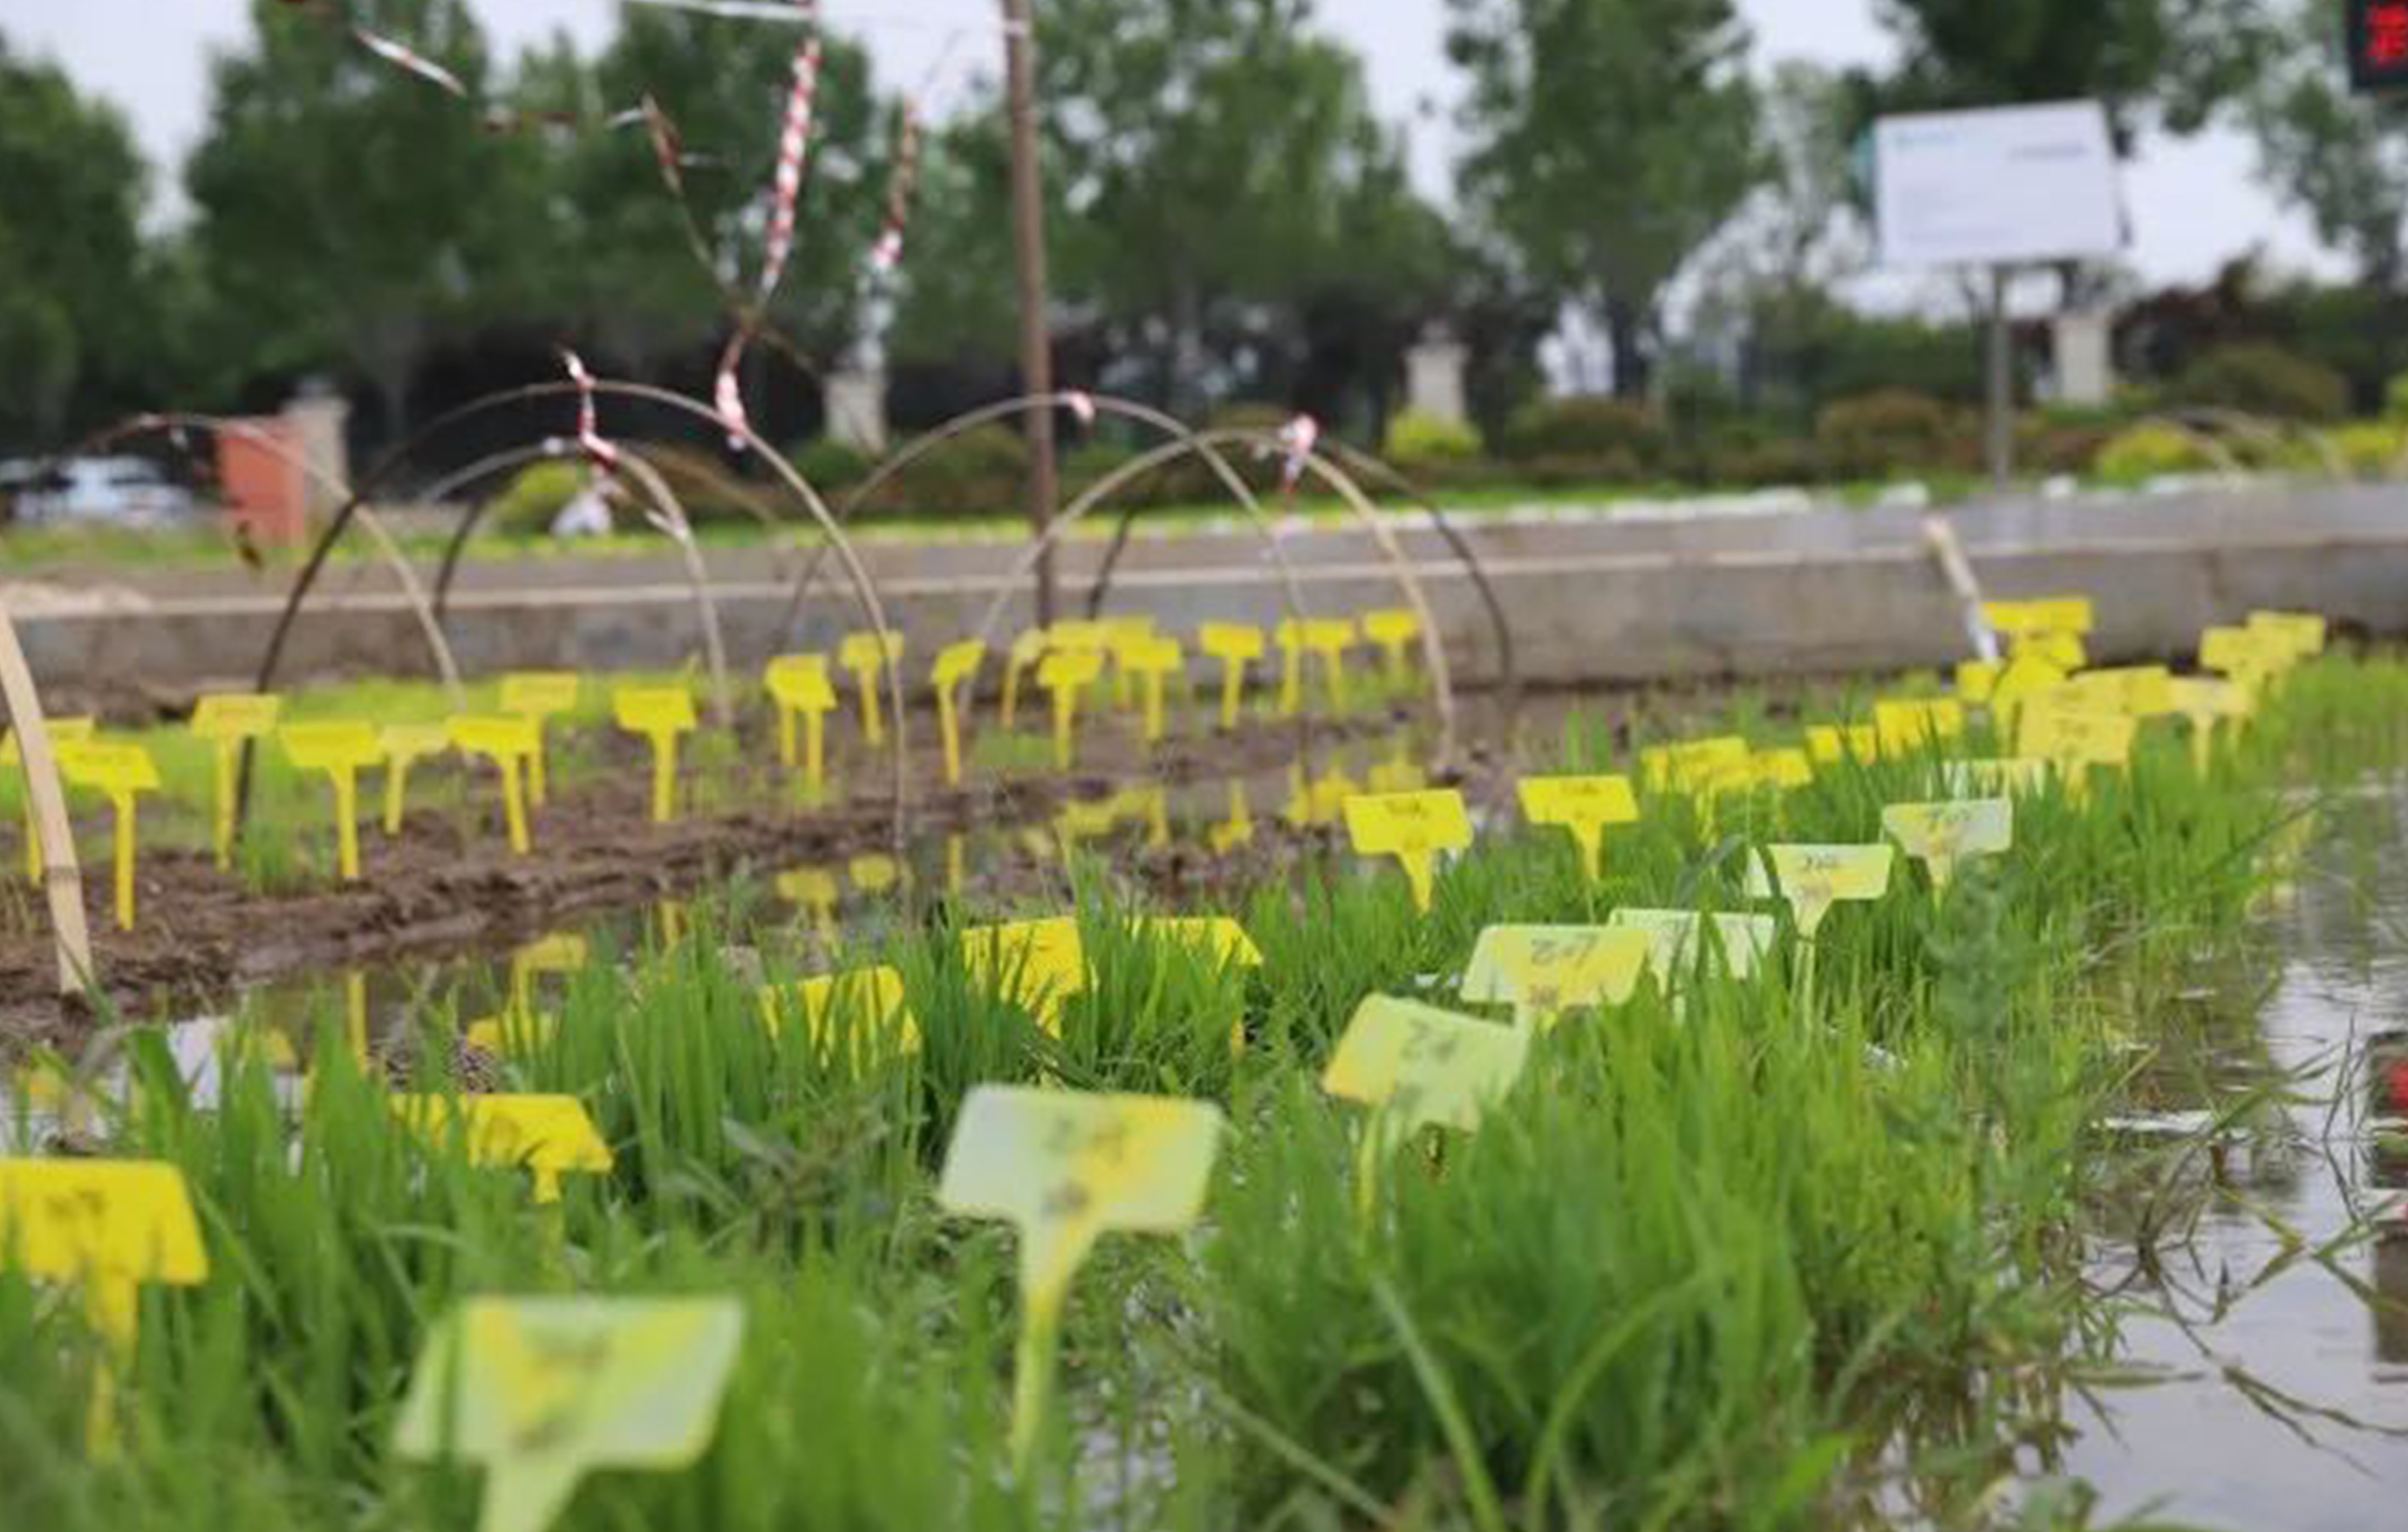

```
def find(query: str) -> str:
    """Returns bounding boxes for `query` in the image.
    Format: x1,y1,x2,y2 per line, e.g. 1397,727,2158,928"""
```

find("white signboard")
1875,101,2122,269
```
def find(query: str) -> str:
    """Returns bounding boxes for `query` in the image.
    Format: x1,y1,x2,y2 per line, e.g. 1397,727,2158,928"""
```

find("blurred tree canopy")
0,37,156,445
1444,0,1764,398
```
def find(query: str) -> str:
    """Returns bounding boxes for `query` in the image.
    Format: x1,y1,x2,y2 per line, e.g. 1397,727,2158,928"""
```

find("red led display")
2353,0,2408,89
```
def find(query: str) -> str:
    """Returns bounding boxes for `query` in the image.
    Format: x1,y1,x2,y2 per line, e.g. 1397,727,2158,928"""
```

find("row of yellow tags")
0,601,2328,1523
1,608,1428,931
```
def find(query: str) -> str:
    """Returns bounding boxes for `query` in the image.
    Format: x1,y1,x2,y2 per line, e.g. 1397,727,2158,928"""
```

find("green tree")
2239,2,2408,293
1862,0,2269,144
0,32,156,448
527,9,888,384
893,0,1453,427
1444,0,1764,398
186,0,538,442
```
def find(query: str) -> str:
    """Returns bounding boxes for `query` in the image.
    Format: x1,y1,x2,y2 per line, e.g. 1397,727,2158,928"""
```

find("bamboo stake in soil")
0,590,95,997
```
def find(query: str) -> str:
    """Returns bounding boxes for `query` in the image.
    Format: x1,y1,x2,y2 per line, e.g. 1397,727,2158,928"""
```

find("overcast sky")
0,0,2336,291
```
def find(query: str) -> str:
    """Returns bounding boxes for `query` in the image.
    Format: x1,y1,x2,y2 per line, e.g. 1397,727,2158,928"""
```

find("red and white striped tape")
715,13,825,449
561,350,620,472
870,100,922,273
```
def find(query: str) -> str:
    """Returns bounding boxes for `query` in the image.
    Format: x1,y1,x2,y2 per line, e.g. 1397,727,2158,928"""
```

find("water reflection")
2063,794,2408,1528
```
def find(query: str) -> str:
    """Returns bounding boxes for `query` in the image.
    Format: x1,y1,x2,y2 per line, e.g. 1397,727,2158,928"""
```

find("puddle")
2061,791,2408,1528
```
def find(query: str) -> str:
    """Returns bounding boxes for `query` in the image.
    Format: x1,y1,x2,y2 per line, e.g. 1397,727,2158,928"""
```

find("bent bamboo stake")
0,592,95,997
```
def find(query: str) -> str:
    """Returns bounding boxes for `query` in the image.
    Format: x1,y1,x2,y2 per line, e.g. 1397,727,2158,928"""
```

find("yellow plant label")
1461,925,1650,1027
500,672,580,718
963,916,1086,1020
395,1296,742,1532
838,630,904,671
1344,789,1472,912
1198,623,1265,661
848,853,901,894
1517,774,1636,879
1944,758,2049,797
2017,703,2136,771
2012,631,2088,671
393,1095,612,1204
1751,747,1815,791
1746,843,1895,935
1806,724,1880,767
281,720,380,773
1037,649,1104,691
1362,608,1421,650
59,741,159,797
0,1158,207,1291
1872,698,1965,753
381,722,449,761
765,654,838,712
2200,625,2284,685
1607,909,1776,984
611,686,695,736
1322,995,1529,1135
1881,798,2013,888
190,692,281,742
759,965,918,1056
1640,736,1750,791
934,639,986,687
2246,610,2326,660
450,714,539,759
2060,665,2175,719
1955,660,2002,703
938,1085,1224,1304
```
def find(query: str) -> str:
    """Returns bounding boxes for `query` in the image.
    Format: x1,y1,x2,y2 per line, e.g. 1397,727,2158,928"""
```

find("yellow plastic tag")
1606,909,1776,984
838,631,905,747
2246,610,2326,660
1036,649,1104,770
449,715,540,855
1639,736,1749,791
1322,995,1530,1134
929,640,987,787
1986,654,2071,731
1944,757,2051,797
1872,698,1965,753
1750,747,1815,791
1881,798,2013,889
962,916,1086,1022
1197,623,1265,730
1302,619,1360,711
1208,779,1255,853
1955,660,2002,704
1461,925,1650,1030
1516,774,1637,880
280,722,382,881
759,965,918,1057
2012,631,2088,671
392,1095,612,1204
1361,608,1422,682
58,741,159,930
937,1084,1223,1463
1806,724,1881,767
192,693,282,870
190,692,281,743
2059,665,2175,719
1119,636,1185,744
612,686,696,825
1746,843,1896,935
500,672,579,808
394,1297,743,1532
2017,702,2137,775
0,1158,208,1450
777,865,840,940
2199,625,2283,688
2167,675,2250,772
1343,789,1472,913
765,654,838,714
379,723,451,834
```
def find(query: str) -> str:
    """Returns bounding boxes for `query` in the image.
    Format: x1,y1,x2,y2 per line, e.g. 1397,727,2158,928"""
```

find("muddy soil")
0,701,1407,1046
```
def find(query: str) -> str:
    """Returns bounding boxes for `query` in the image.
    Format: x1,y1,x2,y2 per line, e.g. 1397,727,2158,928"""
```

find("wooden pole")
1001,0,1060,626
0,591,95,997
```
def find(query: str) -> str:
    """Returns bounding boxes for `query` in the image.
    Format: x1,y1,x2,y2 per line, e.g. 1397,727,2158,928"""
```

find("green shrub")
2383,372,2408,423
2092,422,2218,484
2167,343,2350,422
484,460,587,536
1381,409,1484,467
2321,421,2405,478
1691,421,1818,487
860,422,1028,518
1497,395,1669,470
1813,389,1971,480
789,436,874,493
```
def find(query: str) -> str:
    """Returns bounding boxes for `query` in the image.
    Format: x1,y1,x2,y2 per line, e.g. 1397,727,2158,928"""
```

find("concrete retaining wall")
14,481,2408,696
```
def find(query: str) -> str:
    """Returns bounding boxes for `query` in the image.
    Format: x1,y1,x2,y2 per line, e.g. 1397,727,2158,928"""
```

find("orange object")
216,419,308,546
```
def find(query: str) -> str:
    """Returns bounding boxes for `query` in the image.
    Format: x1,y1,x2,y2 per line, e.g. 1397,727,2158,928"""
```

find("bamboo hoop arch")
967,427,1461,768
240,379,910,848
772,391,1321,653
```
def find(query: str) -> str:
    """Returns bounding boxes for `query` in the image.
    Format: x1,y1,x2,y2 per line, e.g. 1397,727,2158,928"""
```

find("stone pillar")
1404,325,1470,426
825,366,889,455
281,382,352,522
2051,311,2115,407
